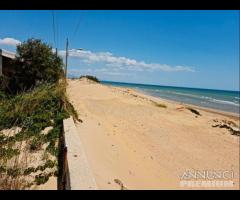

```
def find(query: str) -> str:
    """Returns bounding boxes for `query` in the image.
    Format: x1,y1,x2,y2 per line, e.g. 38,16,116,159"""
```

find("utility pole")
65,38,69,80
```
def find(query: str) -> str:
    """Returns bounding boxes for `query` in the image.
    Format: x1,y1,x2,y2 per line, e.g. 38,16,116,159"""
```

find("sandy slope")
67,79,239,190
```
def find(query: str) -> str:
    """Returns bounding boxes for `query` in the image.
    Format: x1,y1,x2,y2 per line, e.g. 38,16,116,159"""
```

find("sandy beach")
67,78,239,190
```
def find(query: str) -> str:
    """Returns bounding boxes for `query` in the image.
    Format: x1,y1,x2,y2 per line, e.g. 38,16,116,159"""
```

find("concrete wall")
62,117,98,190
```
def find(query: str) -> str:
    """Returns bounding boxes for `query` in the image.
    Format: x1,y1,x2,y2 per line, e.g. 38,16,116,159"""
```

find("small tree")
10,38,64,93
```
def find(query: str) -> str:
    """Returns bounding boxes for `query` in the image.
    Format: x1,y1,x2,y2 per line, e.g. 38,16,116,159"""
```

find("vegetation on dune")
1,38,64,94
0,90,6,100
0,38,78,189
0,83,77,131
0,82,77,189
79,75,100,83
0,76,11,98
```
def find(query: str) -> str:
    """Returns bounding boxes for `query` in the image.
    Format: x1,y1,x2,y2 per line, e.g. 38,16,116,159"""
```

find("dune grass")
0,82,78,189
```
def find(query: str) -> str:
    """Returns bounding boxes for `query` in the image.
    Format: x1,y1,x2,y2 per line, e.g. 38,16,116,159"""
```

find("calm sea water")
102,81,240,114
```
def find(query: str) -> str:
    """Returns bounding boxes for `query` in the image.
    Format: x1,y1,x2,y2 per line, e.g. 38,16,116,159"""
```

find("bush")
34,173,51,185
0,90,6,100
79,75,100,83
6,38,64,94
0,82,76,136
0,76,10,97
0,38,79,189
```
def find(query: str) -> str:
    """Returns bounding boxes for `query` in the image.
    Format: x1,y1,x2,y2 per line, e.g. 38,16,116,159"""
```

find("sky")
0,10,239,91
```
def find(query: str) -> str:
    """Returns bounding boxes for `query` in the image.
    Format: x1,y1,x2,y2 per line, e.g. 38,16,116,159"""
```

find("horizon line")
100,79,240,93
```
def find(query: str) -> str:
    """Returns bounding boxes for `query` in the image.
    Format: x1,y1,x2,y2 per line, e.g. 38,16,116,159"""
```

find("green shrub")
0,76,10,95
0,90,6,100
0,148,20,160
0,39,78,189
7,168,22,178
23,167,35,175
0,83,73,130
79,75,100,83
34,173,50,185
4,38,64,94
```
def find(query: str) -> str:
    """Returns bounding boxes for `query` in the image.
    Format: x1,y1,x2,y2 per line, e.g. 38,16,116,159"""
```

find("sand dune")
67,79,239,190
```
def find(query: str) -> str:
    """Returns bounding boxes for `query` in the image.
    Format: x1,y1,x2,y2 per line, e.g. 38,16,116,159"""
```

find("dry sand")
67,78,239,190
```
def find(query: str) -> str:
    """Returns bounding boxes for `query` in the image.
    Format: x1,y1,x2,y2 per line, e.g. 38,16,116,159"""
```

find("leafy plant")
4,38,64,94
34,173,51,185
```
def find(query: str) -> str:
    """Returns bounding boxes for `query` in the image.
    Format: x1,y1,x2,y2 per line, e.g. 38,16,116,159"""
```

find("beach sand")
67,78,239,190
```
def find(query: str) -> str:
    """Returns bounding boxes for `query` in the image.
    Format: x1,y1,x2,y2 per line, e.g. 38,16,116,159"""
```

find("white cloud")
59,49,195,73
68,68,130,78
0,37,195,73
0,37,21,46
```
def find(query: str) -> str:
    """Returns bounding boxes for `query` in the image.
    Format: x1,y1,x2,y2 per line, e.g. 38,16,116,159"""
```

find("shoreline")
67,79,239,189
137,89,239,120
106,84,239,120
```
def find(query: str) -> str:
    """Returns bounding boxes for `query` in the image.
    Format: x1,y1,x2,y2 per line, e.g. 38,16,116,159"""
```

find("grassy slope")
0,82,77,189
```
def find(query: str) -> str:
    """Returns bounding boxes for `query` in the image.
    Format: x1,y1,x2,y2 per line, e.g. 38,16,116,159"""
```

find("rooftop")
0,49,16,59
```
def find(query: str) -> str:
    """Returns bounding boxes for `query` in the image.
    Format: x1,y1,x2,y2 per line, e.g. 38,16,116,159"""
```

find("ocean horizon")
102,80,240,114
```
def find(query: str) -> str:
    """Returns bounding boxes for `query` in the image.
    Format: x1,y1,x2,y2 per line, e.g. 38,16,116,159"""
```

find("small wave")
187,95,239,106
208,98,239,106
200,96,239,106
169,91,201,99
201,96,211,99
139,88,240,106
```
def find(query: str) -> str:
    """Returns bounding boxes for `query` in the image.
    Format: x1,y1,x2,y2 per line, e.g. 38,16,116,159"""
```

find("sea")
102,81,240,114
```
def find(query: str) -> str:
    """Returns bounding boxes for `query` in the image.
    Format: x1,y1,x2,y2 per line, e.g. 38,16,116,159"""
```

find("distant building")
0,49,15,77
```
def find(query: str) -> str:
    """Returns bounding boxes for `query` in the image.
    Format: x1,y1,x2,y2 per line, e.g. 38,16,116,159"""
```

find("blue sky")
0,10,239,91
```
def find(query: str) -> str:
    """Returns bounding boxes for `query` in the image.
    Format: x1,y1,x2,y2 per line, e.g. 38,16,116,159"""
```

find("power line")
71,11,84,43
